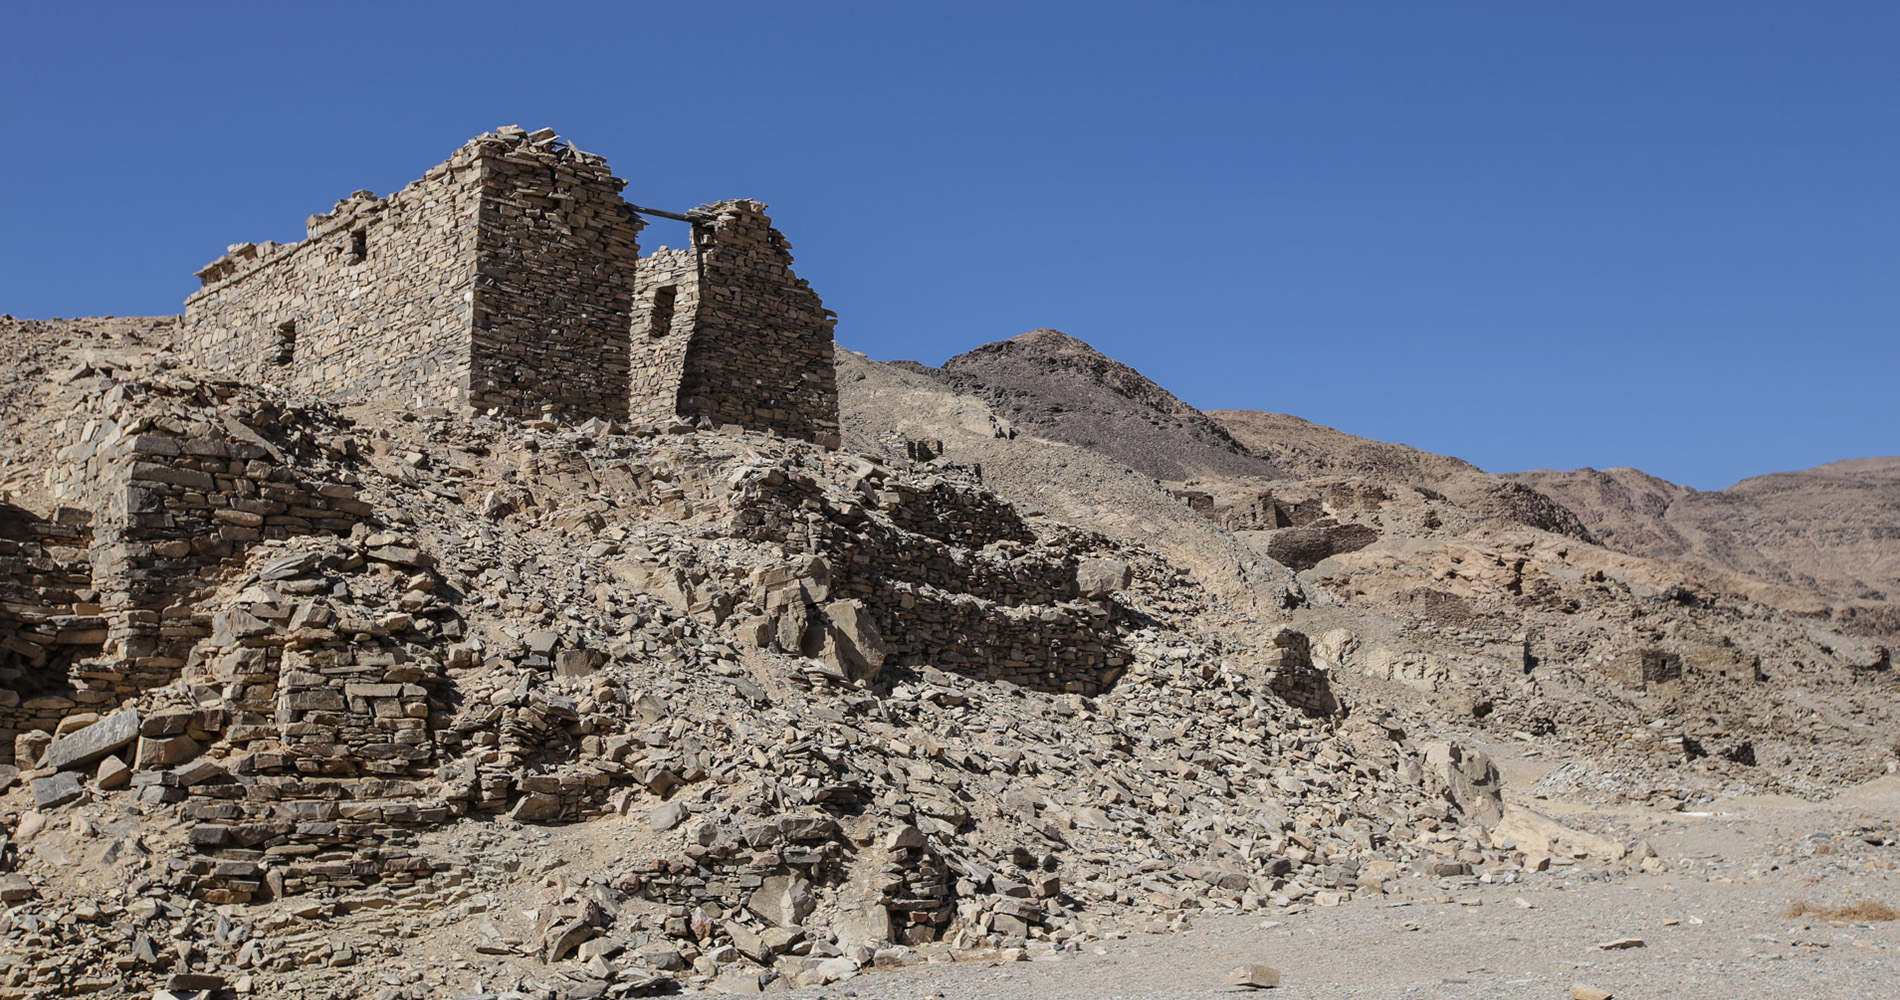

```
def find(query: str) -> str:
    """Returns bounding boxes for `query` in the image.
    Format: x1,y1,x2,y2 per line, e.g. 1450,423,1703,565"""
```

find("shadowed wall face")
671,201,840,447
628,247,699,426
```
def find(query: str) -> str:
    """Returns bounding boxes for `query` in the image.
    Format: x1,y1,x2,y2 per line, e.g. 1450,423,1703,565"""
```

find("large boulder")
1421,740,1504,829
748,874,814,927
816,600,886,682
1493,805,1628,862
1075,557,1132,598
42,708,139,772
610,559,696,612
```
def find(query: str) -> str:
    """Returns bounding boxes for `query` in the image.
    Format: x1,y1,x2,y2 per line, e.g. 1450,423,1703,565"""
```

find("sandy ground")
742,768,1900,1000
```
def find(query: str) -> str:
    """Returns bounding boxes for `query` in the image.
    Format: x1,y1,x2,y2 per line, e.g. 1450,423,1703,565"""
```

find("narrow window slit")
649,285,676,337
272,320,297,365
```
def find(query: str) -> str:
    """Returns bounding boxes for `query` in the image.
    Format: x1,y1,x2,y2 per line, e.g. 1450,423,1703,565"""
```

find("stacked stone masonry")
720,458,1127,695
1,376,373,760
182,126,839,443
630,201,841,447
0,505,100,752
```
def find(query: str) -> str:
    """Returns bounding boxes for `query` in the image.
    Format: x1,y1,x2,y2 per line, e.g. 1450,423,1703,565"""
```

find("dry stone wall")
628,247,700,426
723,460,1127,694
0,505,100,757
182,127,645,423
181,129,842,442
466,132,644,419
2,377,374,760
182,173,479,410
169,539,460,904
672,202,840,447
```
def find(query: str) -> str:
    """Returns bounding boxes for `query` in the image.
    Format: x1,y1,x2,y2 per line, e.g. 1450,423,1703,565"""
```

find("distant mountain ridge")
1514,458,1900,610
887,328,1898,634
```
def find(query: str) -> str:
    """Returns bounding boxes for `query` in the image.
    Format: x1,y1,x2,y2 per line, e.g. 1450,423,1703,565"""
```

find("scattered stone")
1228,964,1281,988
41,708,139,771
95,753,131,790
1076,557,1133,598
0,875,36,902
650,800,690,831
31,771,83,809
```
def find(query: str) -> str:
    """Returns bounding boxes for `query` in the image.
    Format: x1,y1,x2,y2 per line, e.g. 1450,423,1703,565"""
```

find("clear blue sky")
3,2,1894,490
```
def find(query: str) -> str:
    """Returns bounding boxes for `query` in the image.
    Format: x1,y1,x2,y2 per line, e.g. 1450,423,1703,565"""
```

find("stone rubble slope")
1208,404,1900,640
2,323,1537,1000
835,348,1298,615
845,344,1897,810
1204,409,1597,543
1,317,1894,1000
1144,461,1898,805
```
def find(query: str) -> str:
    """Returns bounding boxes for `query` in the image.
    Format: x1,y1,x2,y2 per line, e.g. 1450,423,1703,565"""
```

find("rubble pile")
0,316,1895,999
1164,468,1899,802
0,361,1541,998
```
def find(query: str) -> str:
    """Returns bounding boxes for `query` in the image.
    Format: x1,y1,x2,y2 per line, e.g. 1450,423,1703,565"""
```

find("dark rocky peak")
913,329,1282,482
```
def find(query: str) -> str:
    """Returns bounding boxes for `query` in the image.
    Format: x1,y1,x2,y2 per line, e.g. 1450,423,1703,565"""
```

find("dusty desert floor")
746,760,1900,1000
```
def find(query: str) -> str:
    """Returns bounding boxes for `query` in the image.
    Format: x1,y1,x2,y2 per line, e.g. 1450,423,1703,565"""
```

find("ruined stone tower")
181,127,839,444
629,200,839,447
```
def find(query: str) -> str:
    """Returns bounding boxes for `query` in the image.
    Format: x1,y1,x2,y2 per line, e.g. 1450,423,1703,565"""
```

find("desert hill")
0,313,1895,1000
895,329,1282,482
1201,410,1899,636
891,325,1897,638
1514,459,1900,619
1206,409,1598,542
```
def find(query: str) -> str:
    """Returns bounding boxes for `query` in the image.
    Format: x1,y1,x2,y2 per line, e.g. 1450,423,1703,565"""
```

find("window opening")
272,320,297,366
349,228,367,264
649,285,677,338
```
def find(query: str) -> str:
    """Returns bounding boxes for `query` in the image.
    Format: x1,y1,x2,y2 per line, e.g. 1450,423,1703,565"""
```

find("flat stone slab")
42,708,139,772
31,771,84,808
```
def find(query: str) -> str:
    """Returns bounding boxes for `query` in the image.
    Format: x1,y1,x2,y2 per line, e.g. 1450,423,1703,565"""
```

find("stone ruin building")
2,127,852,766
181,125,840,446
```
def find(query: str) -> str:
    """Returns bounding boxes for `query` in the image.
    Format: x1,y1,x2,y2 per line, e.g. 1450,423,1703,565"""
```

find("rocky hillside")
1205,411,1899,637
897,330,1281,482
0,317,1519,999
1206,410,1597,542
1513,459,1900,626
0,315,1894,1000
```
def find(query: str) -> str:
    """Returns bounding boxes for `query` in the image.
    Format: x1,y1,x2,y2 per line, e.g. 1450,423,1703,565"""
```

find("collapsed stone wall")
2,377,373,760
723,460,1126,694
1261,628,1338,717
1172,479,1390,533
1601,647,1684,689
0,505,100,754
182,127,644,422
671,202,840,447
169,539,460,904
